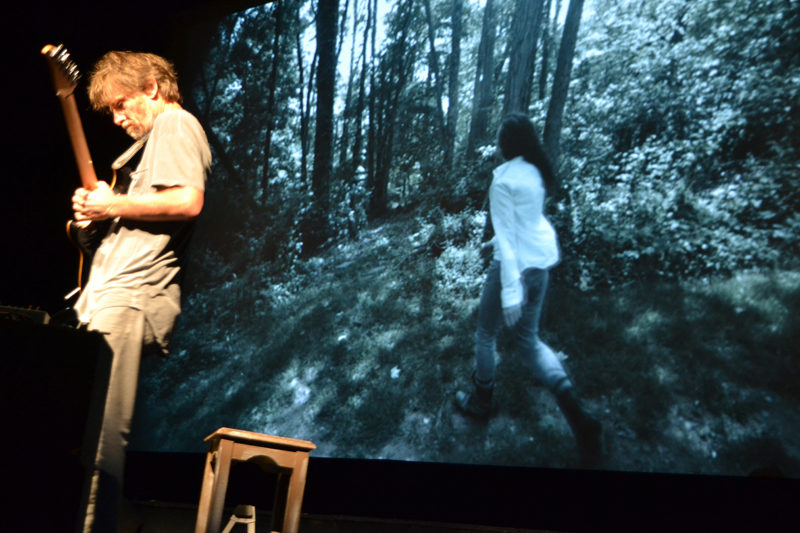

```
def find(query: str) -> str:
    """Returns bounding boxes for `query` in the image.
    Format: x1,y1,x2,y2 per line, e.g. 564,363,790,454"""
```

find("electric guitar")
41,44,105,291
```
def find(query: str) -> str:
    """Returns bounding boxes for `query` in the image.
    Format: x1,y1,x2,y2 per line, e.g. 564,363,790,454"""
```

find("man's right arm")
73,181,204,222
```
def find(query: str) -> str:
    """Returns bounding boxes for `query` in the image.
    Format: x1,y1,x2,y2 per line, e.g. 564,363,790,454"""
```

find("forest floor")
134,209,800,478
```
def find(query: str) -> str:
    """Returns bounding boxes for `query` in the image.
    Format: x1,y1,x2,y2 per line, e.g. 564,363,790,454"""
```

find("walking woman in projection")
455,113,602,467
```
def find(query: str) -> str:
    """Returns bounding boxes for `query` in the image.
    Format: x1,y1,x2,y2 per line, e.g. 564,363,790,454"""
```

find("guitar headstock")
41,44,81,98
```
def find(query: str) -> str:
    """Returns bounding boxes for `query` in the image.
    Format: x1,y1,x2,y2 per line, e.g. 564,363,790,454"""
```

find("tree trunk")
369,0,414,218
309,0,339,251
502,0,545,116
336,0,351,60
544,0,585,165
445,0,463,170
296,30,314,185
538,0,554,101
422,0,447,143
262,1,284,193
466,0,498,159
351,0,372,175
366,0,377,213
338,0,360,173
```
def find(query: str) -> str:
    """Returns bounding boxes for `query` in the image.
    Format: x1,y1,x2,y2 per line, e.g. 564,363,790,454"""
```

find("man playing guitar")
69,50,212,533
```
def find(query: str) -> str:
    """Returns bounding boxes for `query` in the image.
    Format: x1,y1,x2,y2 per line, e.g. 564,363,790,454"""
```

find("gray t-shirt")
75,109,212,349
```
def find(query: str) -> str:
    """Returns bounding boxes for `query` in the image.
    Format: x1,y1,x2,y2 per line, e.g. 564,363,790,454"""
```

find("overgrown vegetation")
135,209,800,475
131,0,800,476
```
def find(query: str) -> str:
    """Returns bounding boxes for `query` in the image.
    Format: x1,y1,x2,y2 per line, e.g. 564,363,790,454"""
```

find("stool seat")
195,427,316,533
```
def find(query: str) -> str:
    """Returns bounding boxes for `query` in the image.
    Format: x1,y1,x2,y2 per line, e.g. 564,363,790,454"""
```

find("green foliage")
551,0,800,289
183,0,800,292
138,206,800,474
134,0,800,475
189,2,312,269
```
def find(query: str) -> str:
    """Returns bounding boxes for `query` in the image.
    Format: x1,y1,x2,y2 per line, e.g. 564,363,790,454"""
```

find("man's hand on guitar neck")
73,181,115,222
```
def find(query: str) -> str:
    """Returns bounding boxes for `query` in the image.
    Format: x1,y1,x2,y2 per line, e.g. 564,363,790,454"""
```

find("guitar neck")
56,91,98,190
42,44,99,191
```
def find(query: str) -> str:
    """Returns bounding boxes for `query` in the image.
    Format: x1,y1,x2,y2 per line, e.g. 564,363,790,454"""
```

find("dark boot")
455,372,494,420
556,387,603,468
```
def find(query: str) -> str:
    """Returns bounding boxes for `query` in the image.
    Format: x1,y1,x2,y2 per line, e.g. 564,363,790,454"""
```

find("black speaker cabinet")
0,316,110,532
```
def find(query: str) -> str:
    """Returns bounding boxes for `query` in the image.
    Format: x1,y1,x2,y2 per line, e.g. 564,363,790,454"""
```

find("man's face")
109,91,156,139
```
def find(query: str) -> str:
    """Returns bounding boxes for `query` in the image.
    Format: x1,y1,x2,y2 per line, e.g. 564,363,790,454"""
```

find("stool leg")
195,440,235,533
195,449,217,533
209,440,235,532
282,453,310,533
270,471,288,533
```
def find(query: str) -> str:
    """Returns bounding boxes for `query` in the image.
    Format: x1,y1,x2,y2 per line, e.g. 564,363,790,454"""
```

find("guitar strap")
110,133,149,191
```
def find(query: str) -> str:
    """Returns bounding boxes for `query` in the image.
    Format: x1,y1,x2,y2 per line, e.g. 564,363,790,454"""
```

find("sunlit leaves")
553,0,800,288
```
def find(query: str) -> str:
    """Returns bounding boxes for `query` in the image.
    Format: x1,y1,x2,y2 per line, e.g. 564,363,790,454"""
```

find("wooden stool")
194,427,316,533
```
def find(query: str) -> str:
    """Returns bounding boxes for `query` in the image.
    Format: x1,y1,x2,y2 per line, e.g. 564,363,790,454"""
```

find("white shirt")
490,156,560,307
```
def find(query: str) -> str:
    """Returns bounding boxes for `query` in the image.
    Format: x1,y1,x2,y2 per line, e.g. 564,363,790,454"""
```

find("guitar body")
64,164,136,289
67,221,107,257
65,220,106,289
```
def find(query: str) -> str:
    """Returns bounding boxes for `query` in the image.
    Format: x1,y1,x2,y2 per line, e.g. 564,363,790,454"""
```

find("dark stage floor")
127,501,549,533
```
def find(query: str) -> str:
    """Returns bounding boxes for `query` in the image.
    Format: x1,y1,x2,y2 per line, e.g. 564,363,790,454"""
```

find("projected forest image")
131,0,800,476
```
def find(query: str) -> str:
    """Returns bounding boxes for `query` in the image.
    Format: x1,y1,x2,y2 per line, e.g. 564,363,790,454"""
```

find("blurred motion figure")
455,113,602,467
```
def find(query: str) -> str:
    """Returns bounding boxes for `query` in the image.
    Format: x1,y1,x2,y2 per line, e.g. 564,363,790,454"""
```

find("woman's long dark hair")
497,113,557,192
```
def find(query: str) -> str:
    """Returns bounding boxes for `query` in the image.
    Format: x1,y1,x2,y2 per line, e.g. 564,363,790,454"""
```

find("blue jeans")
474,261,569,392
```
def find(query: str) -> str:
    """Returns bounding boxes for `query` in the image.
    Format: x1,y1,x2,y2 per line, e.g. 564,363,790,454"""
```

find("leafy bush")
548,0,800,289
